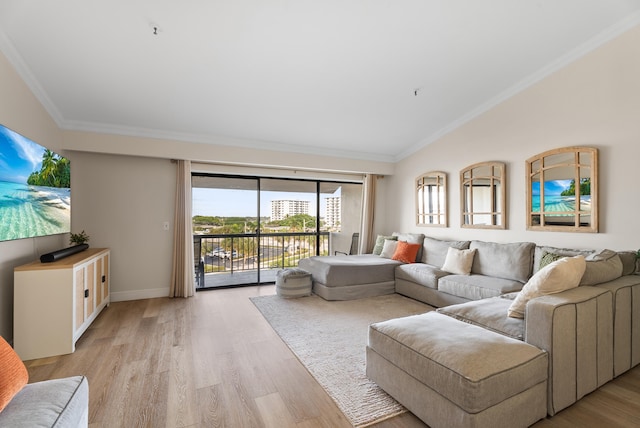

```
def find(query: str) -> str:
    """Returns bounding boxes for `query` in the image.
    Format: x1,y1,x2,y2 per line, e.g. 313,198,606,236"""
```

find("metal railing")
193,231,330,288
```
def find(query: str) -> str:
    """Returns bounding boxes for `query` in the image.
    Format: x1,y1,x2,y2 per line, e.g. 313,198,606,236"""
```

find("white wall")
0,48,68,341
382,25,640,251
68,152,177,301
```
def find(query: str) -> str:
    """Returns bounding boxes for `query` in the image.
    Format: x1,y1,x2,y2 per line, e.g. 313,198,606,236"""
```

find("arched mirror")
460,161,506,229
416,171,447,227
526,146,598,232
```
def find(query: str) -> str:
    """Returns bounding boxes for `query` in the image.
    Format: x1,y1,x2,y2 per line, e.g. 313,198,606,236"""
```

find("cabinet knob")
84,289,89,298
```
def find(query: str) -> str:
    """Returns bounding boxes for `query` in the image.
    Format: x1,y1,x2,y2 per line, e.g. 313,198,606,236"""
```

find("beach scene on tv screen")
0,124,70,242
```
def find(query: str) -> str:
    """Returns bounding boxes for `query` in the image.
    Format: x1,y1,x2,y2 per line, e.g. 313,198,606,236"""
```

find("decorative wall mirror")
416,171,447,227
460,161,506,229
526,146,598,232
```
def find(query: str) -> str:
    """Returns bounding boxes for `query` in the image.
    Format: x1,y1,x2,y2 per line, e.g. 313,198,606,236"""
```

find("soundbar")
40,244,89,263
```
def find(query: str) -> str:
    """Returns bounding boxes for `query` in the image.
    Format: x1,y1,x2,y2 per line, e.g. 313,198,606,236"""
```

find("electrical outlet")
163,221,170,231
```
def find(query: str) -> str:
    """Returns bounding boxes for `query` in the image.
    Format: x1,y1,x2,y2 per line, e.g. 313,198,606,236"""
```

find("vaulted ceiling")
1,1,639,162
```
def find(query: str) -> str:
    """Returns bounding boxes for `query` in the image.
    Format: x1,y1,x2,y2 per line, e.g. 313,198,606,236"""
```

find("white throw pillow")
441,247,476,275
508,255,586,319
379,239,398,259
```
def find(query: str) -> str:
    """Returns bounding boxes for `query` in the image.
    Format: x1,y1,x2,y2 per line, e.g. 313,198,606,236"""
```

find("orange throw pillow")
0,336,29,412
392,241,421,263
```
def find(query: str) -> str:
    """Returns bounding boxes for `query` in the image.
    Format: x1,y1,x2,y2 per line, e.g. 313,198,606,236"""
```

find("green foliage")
560,178,591,197
26,150,70,188
279,214,317,231
69,230,89,245
192,215,223,226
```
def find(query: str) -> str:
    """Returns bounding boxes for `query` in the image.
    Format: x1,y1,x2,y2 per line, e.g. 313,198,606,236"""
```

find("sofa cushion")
392,241,421,264
395,263,449,290
372,235,397,255
535,246,623,286
421,236,471,268
437,297,525,340
368,312,548,414
392,232,425,262
470,240,535,283
618,250,638,276
581,249,623,286
0,337,28,412
533,245,592,274
508,255,586,319
441,247,476,275
438,274,525,300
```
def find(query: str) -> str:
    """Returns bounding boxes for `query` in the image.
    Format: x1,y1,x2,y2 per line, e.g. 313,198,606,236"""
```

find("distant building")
325,196,341,229
271,200,310,221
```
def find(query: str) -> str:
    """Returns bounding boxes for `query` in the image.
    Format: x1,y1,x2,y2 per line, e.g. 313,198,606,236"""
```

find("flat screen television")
0,124,70,242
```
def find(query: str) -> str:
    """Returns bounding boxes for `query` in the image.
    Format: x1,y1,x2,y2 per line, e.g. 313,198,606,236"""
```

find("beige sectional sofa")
298,233,640,427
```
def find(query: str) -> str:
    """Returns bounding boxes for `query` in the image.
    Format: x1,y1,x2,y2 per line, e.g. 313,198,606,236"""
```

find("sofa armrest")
0,376,88,427
525,286,613,416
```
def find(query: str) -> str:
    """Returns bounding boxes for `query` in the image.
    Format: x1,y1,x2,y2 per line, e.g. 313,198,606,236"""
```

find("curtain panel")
170,160,195,298
359,174,377,254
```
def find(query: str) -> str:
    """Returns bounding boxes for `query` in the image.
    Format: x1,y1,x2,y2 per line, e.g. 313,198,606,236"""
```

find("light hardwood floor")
25,285,640,427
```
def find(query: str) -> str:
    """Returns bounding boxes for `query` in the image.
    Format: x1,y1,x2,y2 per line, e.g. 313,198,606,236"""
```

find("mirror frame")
460,161,506,229
416,171,447,227
526,146,598,233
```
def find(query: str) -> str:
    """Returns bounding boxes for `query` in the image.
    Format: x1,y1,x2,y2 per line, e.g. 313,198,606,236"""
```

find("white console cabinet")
14,248,110,360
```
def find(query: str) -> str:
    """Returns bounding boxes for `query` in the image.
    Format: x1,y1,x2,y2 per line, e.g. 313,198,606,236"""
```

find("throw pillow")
508,255,586,319
391,241,421,264
372,235,397,255
441,247,476,275
539,251,565,270
0,336,29,412
379,239,398,259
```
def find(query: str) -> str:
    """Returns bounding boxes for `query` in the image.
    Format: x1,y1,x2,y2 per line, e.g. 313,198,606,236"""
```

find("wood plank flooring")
24,285,640,427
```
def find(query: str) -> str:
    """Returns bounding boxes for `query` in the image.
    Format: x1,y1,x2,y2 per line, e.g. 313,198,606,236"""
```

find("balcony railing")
193,231,330,289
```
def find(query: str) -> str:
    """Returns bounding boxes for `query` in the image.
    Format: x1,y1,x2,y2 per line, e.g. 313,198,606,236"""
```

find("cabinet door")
102,253,110,302
75,267,85,329
96,258,103,307
86,261,95,315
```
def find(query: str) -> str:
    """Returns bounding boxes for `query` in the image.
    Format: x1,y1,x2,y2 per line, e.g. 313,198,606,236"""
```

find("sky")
192,188,338,218
0,124,46,184
531,179,572,196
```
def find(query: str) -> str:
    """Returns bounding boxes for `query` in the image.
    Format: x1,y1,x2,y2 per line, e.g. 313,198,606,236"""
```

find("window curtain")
359,174,377,254
170,159,195,298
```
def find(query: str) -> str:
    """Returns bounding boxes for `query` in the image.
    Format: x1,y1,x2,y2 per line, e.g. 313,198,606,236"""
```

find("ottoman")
276,268,312,298
366,312,548,428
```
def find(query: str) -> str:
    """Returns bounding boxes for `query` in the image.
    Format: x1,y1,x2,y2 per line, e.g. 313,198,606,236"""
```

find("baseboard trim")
110,287,170,302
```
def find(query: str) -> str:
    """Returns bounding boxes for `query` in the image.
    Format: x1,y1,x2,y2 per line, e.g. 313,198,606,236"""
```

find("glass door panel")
192,175,259,288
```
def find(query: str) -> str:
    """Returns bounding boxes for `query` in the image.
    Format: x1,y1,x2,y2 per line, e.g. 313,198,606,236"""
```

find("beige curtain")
359,174,377,254
170,160,195,298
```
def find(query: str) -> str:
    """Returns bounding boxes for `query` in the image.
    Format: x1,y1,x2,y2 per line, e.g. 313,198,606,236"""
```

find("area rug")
250,293,433,427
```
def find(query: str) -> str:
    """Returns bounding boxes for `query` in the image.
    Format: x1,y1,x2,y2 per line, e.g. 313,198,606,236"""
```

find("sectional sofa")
298,233,640,427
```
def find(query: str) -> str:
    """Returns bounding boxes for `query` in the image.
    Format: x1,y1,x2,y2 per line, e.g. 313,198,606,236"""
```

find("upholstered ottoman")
366,312,548,428
276,268,312,298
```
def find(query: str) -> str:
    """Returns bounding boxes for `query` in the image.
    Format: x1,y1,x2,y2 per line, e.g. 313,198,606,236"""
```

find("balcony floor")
197,268,279,289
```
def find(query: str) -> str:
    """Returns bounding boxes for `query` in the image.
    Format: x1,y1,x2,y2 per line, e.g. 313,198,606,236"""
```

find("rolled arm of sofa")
525,286,613,416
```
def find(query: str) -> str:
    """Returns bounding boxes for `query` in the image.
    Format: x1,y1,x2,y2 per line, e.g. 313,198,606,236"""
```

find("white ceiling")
1,1,639,162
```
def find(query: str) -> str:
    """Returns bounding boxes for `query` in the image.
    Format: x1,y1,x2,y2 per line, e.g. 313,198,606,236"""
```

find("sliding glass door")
192,174,362,289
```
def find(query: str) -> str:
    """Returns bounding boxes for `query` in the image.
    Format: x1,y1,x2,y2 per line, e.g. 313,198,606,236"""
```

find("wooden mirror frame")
526,146,598,233
416,171,447,227
460,161,506,229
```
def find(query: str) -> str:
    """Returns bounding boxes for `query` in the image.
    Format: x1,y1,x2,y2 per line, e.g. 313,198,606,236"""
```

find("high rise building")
271,200,310,221
325,196,341,229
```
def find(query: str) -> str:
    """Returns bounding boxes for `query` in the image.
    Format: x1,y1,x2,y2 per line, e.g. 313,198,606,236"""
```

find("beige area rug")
250,293,433,427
